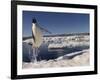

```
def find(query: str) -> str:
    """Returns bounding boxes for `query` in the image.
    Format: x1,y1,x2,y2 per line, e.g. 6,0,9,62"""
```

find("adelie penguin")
31,18,51,62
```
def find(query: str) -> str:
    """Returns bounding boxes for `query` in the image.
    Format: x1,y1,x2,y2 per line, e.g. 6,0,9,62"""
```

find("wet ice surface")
23,42,89,62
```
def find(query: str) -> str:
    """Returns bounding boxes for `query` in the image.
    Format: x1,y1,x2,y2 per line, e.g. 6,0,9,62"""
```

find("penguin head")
32,18,37,23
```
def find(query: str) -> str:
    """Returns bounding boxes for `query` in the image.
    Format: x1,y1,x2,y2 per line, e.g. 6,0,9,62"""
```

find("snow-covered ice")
22,33,90,68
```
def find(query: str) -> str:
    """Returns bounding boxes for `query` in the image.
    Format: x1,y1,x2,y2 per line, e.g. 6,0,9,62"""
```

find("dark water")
23,42,89,62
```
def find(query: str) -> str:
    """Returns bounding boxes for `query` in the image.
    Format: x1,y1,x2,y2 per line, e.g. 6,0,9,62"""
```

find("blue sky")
23,11,89,37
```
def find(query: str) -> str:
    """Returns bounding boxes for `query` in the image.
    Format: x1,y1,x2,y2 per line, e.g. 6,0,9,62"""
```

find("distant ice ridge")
23,35,89,49
48,41,89,49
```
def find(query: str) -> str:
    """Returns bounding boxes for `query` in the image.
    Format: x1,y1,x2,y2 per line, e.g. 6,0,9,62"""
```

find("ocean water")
23,42,89,62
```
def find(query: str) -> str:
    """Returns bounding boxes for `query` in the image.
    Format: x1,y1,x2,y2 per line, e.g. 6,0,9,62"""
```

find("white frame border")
17,5,95,75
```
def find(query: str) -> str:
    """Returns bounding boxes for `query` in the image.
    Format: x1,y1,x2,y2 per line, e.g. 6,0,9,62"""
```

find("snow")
22,49,89,68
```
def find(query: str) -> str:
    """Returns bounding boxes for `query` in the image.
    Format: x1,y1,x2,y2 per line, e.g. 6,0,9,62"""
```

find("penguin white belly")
32,24,43,48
